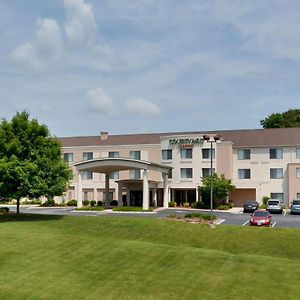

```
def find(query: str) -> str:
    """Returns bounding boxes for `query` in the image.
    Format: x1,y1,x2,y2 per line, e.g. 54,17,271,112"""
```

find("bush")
97,200,104,207
67,199,77,206
110,200,118,206
0,207,9,213
75,207,105,211
168,201,176,207
90,200,96,207
191,201,203,209
112,206,153,212
183,202,190,208
201,214,217,221
259,204,266,209
82,200,90,206
184,212,217,221
40,199,56,207
217,203,233,210
262,196,271,205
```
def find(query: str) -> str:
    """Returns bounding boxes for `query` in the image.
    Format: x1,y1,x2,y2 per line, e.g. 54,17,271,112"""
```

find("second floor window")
202,168,215,177
180,148,192,159
270,148,283,159
64,153,73,163
109,172,119,180
297,168,300,178
181,168,193,179
238,149,250,160
162,149,172,160
270,168,283,179
129,169,140,179
130,151,141,160
296,148,300,159
83,152,93,160
238,169,251,179
108,151,119,158
82,171,93,180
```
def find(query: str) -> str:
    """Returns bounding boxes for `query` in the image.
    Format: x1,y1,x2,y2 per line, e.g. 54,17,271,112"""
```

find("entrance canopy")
74,157,171,174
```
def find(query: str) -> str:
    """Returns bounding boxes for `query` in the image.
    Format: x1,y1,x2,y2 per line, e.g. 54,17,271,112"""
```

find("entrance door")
130,191,143,206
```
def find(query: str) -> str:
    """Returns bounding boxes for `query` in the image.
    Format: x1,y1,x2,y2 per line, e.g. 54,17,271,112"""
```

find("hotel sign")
169,137,203,148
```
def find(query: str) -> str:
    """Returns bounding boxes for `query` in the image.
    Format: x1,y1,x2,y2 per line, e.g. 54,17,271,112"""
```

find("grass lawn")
1,214,300,299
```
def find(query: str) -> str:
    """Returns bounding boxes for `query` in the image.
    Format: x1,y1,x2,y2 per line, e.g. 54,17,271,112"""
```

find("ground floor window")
270,193,284,202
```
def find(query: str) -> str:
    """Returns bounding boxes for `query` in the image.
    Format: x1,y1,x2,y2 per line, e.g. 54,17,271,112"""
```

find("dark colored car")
250,210,272,226
243,200,259,213
290,200,300,215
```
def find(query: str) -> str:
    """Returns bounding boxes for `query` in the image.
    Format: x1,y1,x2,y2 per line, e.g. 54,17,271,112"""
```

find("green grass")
1,214,300,299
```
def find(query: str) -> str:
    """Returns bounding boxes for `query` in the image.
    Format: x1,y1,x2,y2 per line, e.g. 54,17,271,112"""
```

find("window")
297,148,300,159
202,149,215,159
297,168,300,178
297,193,300,199
180,168,193,179
109,172,119,180
168,169,172,179
270,193,284,202
270,148,283,159
162,149,172,160
83,152,93,160
64,153,73,163
238,149,251,160
129,169,140,179
82,171,93,180
83,191,88,201
270,168,283,179
130,151,141,160
180,148,193,159
202,168,215,177
238,169,251,179
108,151,119,158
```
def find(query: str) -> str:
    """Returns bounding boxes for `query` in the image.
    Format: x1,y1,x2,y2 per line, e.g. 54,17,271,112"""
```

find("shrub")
167,214,177,218
201,214,217,221
183,202,190,208
168,201,176,207
262,196,271,205
97,200,104,206
90,200,96,207
217,203,233,210
0,207,9,213
67,199,77,206
112,206,153,212
82,200,90,206
191,201,203,209
259,204,266,209
31,200,42,205
110,200,118,206
75,207,105,211
184,212,217,221
40,199,56,207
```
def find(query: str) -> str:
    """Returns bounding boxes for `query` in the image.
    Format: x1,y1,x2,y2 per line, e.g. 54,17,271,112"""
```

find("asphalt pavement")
2,205,300,228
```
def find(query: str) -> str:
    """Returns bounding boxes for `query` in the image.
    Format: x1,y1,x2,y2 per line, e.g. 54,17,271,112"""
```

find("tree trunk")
16,198,20,214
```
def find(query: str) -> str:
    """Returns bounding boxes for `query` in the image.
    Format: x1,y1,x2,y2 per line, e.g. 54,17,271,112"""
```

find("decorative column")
142,169,149,210
163,173,169,208
77,171,83,208
105,173,110,207
93,187,97,202
196,187,199,202
126,188,130,206
117,182,123,207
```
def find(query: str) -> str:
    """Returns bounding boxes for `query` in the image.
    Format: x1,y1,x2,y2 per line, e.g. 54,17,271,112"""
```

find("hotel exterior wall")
216,142,233,179
288,163,300,203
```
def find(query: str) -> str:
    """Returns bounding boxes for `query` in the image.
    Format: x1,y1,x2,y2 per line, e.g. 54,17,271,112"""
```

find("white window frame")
270,168,283,179
238,149,251,160
238,169,251,179
180,168,193,179
162,149,172,160
270,148,283,159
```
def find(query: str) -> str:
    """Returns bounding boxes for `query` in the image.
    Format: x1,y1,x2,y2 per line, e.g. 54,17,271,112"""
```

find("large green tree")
0,111,72,213
260,109,300,128
199,174,235,207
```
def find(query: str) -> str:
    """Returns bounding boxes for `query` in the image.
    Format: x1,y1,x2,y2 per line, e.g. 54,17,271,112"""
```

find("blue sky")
1,0,300,137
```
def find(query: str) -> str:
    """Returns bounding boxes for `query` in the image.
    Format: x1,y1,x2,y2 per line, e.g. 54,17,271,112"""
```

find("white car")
266,199,283,214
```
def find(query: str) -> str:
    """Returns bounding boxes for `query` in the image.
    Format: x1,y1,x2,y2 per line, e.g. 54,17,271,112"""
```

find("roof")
58,128,300,148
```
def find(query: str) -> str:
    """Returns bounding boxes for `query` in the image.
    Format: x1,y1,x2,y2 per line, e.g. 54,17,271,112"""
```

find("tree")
260,109,300,128
0,111,72,213
199,174,235,207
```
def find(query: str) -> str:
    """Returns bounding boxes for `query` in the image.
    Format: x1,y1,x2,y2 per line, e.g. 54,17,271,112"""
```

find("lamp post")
203,134,222,225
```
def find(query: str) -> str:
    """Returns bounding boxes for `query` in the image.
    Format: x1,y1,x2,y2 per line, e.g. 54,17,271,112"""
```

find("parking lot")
3,205,300,228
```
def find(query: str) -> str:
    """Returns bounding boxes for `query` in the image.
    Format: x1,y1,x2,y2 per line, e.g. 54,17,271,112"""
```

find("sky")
1,0,300,137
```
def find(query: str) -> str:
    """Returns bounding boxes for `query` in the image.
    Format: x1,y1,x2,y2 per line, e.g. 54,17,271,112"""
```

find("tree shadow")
0,213,65,223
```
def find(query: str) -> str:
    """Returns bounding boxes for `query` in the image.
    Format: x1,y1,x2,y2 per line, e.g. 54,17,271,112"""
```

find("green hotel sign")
169,137,203,145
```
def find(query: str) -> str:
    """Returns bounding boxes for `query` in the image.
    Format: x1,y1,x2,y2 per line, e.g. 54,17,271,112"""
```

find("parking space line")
284,210,287,216
272,221,277,228
242,220,249,226
215,219,225,225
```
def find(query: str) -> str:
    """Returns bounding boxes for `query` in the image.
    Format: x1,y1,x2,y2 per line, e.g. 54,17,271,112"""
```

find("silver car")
290,200,300,215
266,199,283,214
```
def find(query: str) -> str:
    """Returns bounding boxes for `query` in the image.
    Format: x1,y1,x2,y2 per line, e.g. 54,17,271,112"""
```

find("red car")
249,210,272,226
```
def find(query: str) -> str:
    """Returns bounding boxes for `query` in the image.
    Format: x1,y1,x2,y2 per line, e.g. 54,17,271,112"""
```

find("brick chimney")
100,131,108,141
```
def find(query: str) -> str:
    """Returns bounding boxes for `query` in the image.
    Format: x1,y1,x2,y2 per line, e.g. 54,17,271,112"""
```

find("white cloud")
11,18,63,70
64,0,98,47
125,98,161,116
87,87,114,115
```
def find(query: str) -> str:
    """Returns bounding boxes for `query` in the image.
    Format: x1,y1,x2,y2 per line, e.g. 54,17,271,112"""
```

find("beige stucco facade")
59,130,300,206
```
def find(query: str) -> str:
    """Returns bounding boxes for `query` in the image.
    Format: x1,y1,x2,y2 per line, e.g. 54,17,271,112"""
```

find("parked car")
290,200,300,215
266,199,283,214
249,210,272,226
243,200,259,213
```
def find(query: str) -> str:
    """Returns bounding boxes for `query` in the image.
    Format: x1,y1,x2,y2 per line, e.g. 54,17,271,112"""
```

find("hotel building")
59,128,300,207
